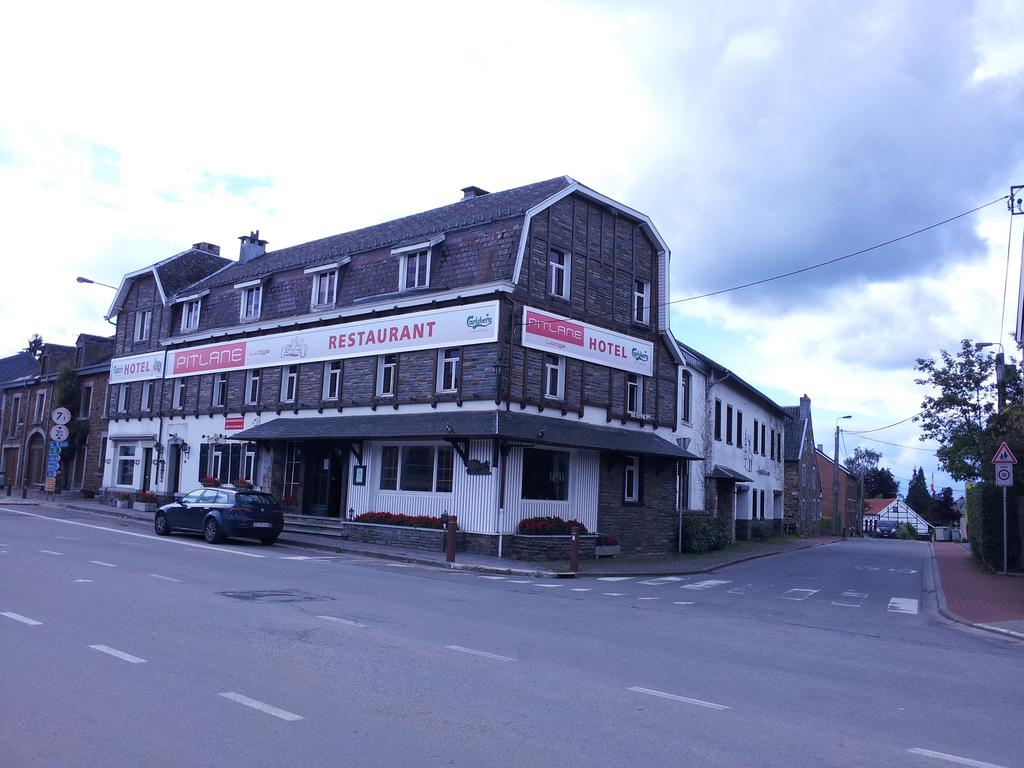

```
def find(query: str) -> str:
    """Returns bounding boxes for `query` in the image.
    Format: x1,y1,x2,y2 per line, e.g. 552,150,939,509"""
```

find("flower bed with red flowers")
516,516,588,535
353,512,447,529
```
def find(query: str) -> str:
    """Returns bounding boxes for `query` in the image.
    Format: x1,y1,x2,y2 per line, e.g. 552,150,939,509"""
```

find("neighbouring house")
783,395,821,535
676,342,786,541
864,498,933,538
102,178,697,556
816,446,860,533
0,351,42,488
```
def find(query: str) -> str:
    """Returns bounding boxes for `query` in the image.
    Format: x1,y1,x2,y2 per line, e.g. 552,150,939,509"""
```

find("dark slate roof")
782,406,805,461
156,248,232,296
0,352,39,384
675,339,785,415
179,176,576,296
708,464,752,482
234,410,697,459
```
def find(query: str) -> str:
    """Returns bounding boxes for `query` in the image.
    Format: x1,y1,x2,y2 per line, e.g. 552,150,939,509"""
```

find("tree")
914,339,1024,481
906,467,932,519
844,447,882,477
931,487,958,526
24,334,43,360
863,467,899,498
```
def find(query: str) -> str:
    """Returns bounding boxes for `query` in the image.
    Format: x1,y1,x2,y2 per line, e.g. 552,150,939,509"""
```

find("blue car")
155,488,284,545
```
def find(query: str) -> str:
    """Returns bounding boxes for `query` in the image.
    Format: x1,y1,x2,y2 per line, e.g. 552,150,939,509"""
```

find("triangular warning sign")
992,442,1018,465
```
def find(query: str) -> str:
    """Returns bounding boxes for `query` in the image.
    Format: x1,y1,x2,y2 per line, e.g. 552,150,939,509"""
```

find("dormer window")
235,279,263,321
313,271,336,307
134,309,152,342
393,235,444,292
181,299,201,332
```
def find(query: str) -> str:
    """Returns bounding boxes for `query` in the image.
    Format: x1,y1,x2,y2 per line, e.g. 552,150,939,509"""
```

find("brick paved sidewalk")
933,542,1024,637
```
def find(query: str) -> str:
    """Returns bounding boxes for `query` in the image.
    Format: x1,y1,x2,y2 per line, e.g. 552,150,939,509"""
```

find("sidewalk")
931,542,1024,640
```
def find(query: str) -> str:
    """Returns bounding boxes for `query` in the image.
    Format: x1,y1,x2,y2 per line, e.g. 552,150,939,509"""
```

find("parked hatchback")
155,488,284,545
875,520,899,539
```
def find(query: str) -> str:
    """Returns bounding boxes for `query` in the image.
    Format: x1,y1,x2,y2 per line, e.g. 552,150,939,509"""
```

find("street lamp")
834,415,852,536
974,342,1005,414
76,276,119,290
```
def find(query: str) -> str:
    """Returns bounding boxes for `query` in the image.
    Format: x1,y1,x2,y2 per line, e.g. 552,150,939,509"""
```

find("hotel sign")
165,301,500,378
109,350,167,384
521,306,653,376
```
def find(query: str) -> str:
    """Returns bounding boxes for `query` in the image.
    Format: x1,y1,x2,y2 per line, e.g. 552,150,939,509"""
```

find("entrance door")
309,444,344,517
26,434,44,487
2,447,18,488
142,447,153,492
167,445,182,495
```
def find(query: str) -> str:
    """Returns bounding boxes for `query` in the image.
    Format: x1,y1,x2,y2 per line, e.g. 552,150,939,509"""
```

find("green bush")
898,523,916,540
682,516,731,553
971,483,1021,571
819,516,833,535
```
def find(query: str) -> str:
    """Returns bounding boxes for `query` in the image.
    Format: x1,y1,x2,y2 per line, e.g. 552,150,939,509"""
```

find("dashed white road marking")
639,577,682,586
39,549,65,556
570,588,592,592
1,508,265,558
782,588,819,601
508,580,532,584
603,592,625,597
727,583,773,595
149,574,181,583
628,686,731,711
907,747,1008,768
673,601,695,605
477,575,507,580
445,645,516,663
2,611,42,626
55,536,83,540
888,597,920,615
533,583,562,588
832,590,868,608
89,560,118,568
681,579,730,591
597,576,633,582
280,555,313,560
89,645,146,664
219,692,303,721
384,563,411,568
317,615,368,628
638,597,659,601
73,579,94,583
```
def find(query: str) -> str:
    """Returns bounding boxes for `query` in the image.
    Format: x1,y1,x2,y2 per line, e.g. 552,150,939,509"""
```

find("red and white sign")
521,306,654,376
992,442,1017,465
224,416,246,432
167,301,499,378
109,350,167,384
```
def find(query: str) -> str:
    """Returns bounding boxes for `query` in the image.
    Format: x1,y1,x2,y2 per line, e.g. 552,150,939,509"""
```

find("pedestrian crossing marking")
597,576,633,582
727,583,774,595
477,575,507,580
832,590,868,607
781,588,819,601
680,579,731,590
639,577,683,585
887,597,919,614
533,584,563,588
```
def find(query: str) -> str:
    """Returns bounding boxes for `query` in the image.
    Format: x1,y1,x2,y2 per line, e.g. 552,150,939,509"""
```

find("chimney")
799,394,811,420
817,444,823,453
238,231,268,263
192,242,221,256
461,186,490,201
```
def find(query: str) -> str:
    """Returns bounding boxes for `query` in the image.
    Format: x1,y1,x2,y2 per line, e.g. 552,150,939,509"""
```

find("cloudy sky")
2,0,1023,496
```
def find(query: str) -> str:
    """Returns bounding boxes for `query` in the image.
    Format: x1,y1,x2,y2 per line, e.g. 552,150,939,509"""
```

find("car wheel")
154,512,171,536
204,517,223,544
258,535,278,546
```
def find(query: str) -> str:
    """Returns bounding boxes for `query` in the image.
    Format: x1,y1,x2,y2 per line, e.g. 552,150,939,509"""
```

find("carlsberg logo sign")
466,314,493,330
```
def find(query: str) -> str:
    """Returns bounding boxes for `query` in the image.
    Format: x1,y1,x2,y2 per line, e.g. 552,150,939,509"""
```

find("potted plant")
595,534,620,557
115,492,132,509
281,495,299,511
201,475,221,487
233,477,253,489
134,491,158,512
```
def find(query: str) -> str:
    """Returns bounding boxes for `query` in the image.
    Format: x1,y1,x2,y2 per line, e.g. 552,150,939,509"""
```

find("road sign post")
991,444,1017,577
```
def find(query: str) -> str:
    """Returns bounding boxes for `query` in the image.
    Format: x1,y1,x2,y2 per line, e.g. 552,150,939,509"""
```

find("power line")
846,412,923,434
849,433,937,452
676,196,1009,303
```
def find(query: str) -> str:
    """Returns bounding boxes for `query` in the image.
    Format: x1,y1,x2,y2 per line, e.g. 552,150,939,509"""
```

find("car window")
181,490,204,503
236,492,278,506
198,489,220,504
214,490,231,504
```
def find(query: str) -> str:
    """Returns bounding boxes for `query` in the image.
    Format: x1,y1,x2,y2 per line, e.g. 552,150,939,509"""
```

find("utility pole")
833,415,851,536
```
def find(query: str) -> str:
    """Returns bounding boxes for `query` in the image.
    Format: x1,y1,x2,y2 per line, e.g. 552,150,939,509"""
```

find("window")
117,384,128,413
770,428,776,460
736,411,744,449
544,354,564,400
79,384,92,419
759,489,766,519
181,299,201,332
437,348,460,393
240,285,262,320
379,445,454,493
6,394,20,435
624,455,642,503
726,404,734,445
714,399,722,441
627,374,643,415
245,369,261,405
34,391,46,423
212,373,227,407
141,380,153,412
134,309,152,342
753,419,760,453
101,384,108,418
323,361,341,400
281,365,298,403
377,355,397,397
99,435,107,470
680,370,691,423
173,378,186,410
548,248,570,299
283,442,303,500
633,279,650,324
312,270,337,308
521,448,569,501
117,444,136,486
243,444,257,484
206,441,252,486
679,457,690,510
402,250,429,290
762,424,768,457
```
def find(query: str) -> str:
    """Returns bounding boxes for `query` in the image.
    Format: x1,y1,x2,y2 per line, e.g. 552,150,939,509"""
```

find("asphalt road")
1,503,1020,768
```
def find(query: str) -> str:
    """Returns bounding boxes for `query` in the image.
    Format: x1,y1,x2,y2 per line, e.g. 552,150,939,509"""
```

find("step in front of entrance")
283,515,351,539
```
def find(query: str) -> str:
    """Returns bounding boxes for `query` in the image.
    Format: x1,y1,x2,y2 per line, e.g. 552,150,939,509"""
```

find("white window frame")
80,383,92,419
624,455,641,503
7,394,21,434
281,365,298,403
633,279,650,324
548,248,571,299
116,444,136,486
323,361,341,400
378,444,454,494
243,444,257,483
626,374,643,416
377,354,397,397
212,372,227,407
100,384,108,418
310,270,337,308
437,348,460,393
173,378,186,410
543,354,564,400
117,384,128,413
181,299,201,332
245,369,261,405
33,391,46,423
401,250,430,290
141,380,153,412
134,309,152,342
240,284,262,321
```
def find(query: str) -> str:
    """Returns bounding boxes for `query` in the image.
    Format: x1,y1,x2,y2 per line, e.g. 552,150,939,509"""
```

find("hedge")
516,516,589,535
682,516,731,553
967,483,1021,571
353,512,446,529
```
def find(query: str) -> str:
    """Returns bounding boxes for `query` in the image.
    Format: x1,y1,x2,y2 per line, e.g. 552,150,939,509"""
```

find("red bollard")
446,514,458,564
570,526,580,573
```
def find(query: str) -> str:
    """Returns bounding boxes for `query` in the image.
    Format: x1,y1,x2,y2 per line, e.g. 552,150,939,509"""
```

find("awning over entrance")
708,464,752,482
234,411,701,459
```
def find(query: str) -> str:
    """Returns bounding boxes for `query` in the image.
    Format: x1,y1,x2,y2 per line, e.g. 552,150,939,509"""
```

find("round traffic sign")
51,407,72,425
49,424,69,442
996,465,1013,486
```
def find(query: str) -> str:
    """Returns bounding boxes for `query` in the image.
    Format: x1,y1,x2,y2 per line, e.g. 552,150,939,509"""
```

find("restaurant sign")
521,306,653,376
165,301,500,378
108,350,167,384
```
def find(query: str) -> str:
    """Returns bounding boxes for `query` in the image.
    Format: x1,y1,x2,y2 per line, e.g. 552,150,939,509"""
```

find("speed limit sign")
995,463,1014,487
